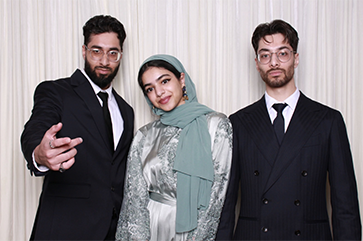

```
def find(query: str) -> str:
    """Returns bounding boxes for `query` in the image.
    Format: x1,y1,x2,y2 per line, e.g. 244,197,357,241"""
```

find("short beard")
84,58,120,89
260,64,294,88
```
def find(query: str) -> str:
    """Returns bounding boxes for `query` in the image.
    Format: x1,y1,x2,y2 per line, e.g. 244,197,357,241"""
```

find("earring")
182,86,189,100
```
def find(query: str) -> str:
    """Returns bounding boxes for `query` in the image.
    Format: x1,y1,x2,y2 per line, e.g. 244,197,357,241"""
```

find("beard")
260,64,295,88
84,57,120,89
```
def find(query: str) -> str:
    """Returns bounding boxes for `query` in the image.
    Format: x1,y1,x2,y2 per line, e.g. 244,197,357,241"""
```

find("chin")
265,77,292,88
159,105,176,112
160,107,173,112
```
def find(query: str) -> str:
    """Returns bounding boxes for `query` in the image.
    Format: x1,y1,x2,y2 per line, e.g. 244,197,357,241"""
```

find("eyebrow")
258,46,290,53
90,45,120,51
143,74,171,89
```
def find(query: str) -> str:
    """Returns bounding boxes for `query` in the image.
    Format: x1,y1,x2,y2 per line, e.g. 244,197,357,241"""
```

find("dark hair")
138,60,181,94
251,19,299,55
83,15,126,51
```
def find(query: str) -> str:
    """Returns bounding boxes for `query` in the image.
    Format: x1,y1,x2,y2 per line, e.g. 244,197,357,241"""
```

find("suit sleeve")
20,81,62,176
215,114,241,240
328,111,361,240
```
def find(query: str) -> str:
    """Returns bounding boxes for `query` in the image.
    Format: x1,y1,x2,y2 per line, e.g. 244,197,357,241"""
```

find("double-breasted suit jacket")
21,69,134,240
216,92,361,240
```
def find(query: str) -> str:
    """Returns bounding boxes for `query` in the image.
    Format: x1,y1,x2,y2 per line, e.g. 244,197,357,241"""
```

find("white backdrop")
1,0,362,240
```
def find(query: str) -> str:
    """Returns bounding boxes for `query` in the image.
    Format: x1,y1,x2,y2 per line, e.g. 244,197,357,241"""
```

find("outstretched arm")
21,81,82,175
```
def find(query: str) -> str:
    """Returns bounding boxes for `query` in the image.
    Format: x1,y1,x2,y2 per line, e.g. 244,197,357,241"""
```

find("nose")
100,53,110,65
155,86,165,97
269,53,280,68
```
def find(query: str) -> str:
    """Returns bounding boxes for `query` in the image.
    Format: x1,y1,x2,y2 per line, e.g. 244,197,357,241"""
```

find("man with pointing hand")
21,15,134,240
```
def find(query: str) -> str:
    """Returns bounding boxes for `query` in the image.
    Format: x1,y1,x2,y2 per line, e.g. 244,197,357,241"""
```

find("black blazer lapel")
241,96,280,167
263,93,329,193
70,70,111,152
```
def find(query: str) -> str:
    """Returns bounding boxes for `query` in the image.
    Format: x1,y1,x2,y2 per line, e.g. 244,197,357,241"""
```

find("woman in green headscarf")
116,54,232,241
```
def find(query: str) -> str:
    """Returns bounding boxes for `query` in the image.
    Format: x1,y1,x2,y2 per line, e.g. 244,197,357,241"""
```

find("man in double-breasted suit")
216,19,361,240
21,15,134,240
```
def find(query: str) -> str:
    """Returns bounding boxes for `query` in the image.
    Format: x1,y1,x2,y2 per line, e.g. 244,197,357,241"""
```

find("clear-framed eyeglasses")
85,45,122,63
257,49,296,65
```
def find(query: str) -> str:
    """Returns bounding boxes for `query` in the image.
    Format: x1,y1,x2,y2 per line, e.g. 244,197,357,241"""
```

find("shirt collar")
265,88,300,111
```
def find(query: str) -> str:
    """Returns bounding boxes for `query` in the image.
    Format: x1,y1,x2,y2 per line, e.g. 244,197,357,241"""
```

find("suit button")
111,187,115,191
112,207,118,219
295,230,301,236
301,170,308,177
262,198,269,204
261,227,268,233
294,200,300,206
254,170,259,176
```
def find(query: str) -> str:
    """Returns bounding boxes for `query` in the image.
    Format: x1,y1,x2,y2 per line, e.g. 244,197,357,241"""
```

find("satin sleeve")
116,127,151,241
188,113,233,240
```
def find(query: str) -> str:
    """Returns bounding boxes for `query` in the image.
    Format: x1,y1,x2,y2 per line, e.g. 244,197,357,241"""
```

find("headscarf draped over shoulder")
139,54,215,233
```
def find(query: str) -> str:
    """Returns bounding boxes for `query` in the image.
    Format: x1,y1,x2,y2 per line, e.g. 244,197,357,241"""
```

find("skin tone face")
142,67,186,112
255,33,299,101
82,32,122,90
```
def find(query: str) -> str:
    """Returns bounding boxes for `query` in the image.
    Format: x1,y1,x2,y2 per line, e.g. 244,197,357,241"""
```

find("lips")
96,67,112,75
159,96,170,105
268,69,284,77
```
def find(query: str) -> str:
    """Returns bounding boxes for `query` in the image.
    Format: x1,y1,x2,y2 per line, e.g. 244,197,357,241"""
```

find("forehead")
142,67,173,83
258,33,291,51
88,32,120,50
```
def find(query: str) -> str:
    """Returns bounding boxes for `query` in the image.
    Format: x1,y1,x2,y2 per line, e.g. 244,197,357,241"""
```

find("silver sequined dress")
116,112,232,241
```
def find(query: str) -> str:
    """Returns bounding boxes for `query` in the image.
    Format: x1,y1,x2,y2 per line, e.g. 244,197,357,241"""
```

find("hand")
34,122,83,172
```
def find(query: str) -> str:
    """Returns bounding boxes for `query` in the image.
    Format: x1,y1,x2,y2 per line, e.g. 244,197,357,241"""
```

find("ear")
179,73,186,86
82,45,86,60
294,53,299,68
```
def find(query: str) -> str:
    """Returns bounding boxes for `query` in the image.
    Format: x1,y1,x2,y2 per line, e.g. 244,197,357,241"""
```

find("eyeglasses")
257,49,296,64
85,46,122,62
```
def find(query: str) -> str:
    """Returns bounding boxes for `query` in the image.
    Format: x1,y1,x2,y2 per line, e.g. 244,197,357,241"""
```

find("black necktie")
97,92,114,152
272,103,287,145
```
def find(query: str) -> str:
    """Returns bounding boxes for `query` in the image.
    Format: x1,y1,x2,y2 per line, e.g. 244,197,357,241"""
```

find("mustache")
267,68,285,74
95,66,112,71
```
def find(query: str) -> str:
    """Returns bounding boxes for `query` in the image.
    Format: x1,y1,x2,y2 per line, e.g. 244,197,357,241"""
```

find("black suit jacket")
21,69,134,240
216,92,361,240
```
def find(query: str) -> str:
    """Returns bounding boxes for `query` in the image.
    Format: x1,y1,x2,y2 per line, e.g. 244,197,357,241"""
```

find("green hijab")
140,54,214,233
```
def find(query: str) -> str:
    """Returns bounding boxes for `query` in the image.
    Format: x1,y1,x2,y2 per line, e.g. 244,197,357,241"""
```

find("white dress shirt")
265,88,300,132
